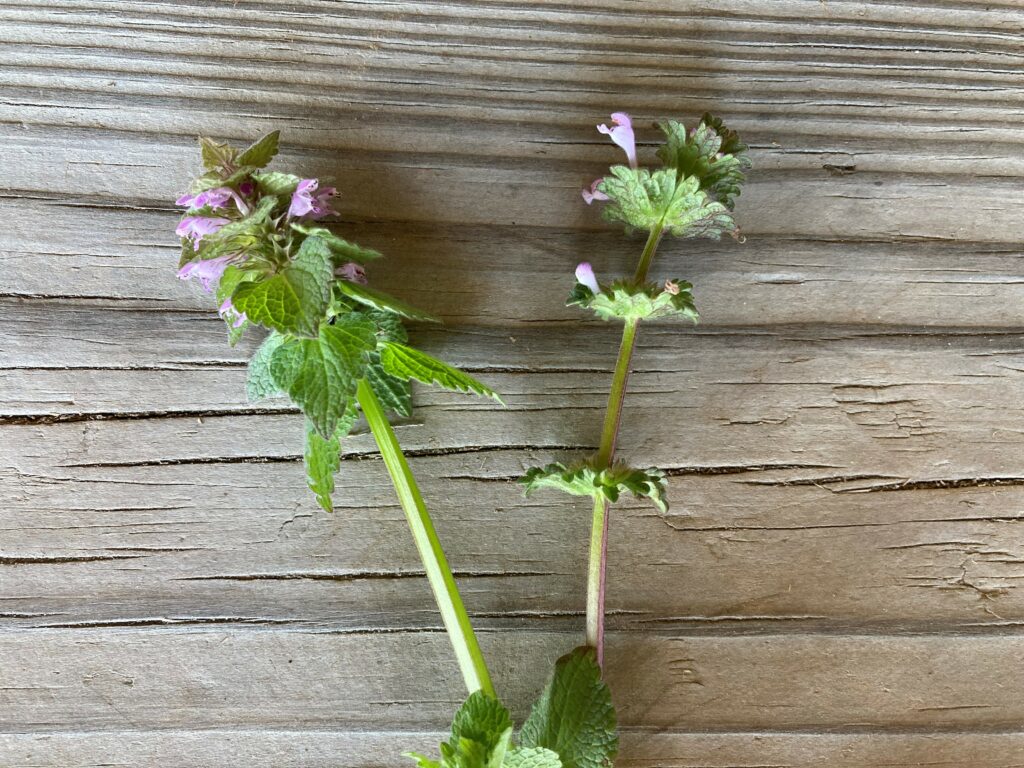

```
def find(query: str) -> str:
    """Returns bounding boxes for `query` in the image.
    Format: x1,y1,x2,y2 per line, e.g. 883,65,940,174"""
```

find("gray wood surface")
2,1,1024,765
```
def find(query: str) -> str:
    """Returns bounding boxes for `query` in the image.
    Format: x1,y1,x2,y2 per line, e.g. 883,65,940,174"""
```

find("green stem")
585,494,608,663
595,318,639,468
357,378,495,697
633,225,665,283
585,225,664,666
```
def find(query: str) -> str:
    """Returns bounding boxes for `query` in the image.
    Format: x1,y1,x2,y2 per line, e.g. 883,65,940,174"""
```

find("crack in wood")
173,569,558,582
64,443,595,468
0,554,144,565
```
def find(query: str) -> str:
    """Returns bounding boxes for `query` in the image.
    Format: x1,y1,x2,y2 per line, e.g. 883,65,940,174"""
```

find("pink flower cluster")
175,176,338,291
174,172,359,331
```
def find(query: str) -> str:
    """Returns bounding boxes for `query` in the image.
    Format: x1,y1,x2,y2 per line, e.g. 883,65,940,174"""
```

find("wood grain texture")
2,0,1024,765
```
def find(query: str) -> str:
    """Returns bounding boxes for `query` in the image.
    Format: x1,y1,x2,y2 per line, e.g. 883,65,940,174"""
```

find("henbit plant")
522,112,751,668
172,132,616,768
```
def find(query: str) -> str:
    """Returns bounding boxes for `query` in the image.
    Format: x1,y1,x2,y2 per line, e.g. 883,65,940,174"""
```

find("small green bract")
522,460,669,513
568,278,698,323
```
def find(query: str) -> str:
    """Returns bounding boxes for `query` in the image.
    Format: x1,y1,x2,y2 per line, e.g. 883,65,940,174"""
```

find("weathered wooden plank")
5,132,1024,242
4,729,1024,768
2,1,1023,145
2,629,1024,731
5,201,1024,327
4,318,1024,628
5,448,1024,631
3,0,1023,760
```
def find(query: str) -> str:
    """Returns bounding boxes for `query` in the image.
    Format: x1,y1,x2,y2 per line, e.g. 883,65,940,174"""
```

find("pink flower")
176,216,230,251
177,255,233,292
218,297,247,328
581,178,609,205
575,262,600,294
176,187,233,211
336,262,367,284
289,179,337,219
596,112,637,169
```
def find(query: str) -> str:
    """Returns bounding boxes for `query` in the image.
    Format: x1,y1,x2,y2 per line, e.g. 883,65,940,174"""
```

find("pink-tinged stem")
585,225,663,667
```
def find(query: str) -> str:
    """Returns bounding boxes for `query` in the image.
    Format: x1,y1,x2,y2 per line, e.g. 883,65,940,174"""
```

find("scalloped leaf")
568,279,698,323
246,330,288,401
657,116,749,210
380,343,502,404
232,235,333,337
304,404,358,512
405,692,515,768
290,223,383,264
338,280,440,323
237,130,280,169
269,316,375,437
598,167,736,240
520,647,617,768
521,460,668,512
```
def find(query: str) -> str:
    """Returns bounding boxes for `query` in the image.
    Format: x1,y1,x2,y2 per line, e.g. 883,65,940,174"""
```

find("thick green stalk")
356,378,495,697
585,226,663,665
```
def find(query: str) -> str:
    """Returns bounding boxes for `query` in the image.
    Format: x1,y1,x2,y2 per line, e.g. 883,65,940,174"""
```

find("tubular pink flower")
218,297,247,328
582,178,609,205
289,179,337,219
176,216,230,251
177,254,233,292
176,187,233,211
289,179,319,217
596,112,637,169
575,262,600,294
309,186,337,219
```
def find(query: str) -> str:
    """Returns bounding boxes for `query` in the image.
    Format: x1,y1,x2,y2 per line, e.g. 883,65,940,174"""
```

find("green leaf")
199,136,237,171
598,167,736,240
521,460,668,513
520,647,618,768
369,308,409,344
568,278,698,323
380,343,502,404
657,117,750,210
406,692,515,768
269,316,375,437
365,354,413,417
189,166,255,195
237,130,280,169
232,235,333,337
356,310,413,416
195,195,278,262
305,417,340,512
404,753,442,768
504,748,562,768
337,280,440,323
254,170,302,197
213,266,260,346
303,404,358,512
452,692,513,751
700,112,751,165
246,331,288,401
291,223,383,264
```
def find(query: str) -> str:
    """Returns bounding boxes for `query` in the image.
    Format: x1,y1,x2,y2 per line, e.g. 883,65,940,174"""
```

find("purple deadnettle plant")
171,114,748,768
